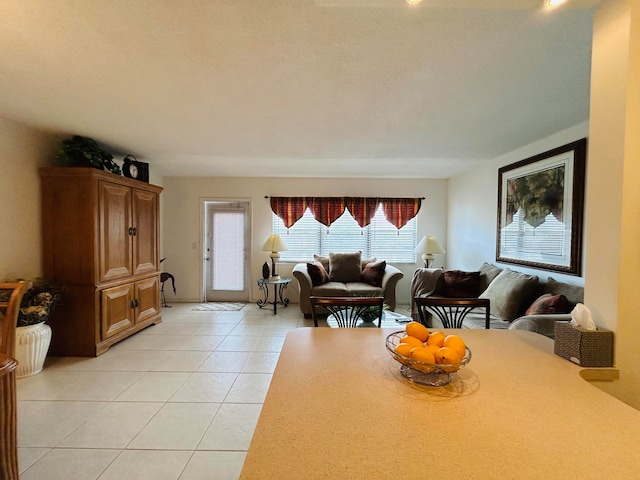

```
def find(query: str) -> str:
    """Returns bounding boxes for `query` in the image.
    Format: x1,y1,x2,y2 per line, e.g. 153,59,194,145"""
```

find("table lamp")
261,234,288,280
414,235,445,268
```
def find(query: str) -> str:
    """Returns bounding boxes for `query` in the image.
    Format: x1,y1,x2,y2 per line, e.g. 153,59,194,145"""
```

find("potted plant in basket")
15,279,62,378
56,135,122,175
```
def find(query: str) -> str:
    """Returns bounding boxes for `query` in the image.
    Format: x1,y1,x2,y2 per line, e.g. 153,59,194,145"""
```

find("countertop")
240,328,640,479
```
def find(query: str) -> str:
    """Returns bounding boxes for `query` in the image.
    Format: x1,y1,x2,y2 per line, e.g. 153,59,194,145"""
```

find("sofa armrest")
292,263,314,315
381,264,403,312
508,314,572,338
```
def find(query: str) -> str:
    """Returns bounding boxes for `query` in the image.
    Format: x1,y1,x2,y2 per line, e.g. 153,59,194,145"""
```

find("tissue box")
554,322,613,367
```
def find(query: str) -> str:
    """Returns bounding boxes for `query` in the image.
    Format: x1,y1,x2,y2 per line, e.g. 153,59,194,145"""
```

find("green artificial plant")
56,135,121,175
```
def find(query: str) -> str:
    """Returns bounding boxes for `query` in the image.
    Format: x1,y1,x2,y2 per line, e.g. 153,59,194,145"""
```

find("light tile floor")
16,302,413,479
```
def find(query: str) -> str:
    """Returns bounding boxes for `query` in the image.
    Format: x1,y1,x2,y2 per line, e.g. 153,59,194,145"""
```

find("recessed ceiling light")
545,0,566,7
406,0,423,5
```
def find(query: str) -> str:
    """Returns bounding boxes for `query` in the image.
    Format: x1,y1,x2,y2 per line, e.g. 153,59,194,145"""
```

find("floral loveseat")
411,262,584,338
292,252,404,318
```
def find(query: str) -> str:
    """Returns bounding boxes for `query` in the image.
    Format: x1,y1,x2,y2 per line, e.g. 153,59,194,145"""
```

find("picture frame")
496,138,587,276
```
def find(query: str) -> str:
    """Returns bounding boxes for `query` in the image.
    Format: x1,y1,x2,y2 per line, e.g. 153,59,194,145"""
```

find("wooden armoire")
40,167,163,356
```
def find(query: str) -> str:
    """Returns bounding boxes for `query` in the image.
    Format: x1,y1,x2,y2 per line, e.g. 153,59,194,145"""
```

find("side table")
257,277,291,314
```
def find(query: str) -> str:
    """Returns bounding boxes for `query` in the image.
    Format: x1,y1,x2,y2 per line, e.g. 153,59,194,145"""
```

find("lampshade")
261,234,288,253
414,236,445,255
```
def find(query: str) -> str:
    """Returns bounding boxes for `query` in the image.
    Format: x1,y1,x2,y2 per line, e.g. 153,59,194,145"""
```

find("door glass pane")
212,211,245,290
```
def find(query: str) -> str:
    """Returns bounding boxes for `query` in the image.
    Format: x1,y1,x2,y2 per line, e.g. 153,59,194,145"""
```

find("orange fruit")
443,335,466,357
435,346,464,366
394,343,413,364
405,322,429,342
424,344,440,357
426,331,445,348
409,347,436,373
399,335,424,349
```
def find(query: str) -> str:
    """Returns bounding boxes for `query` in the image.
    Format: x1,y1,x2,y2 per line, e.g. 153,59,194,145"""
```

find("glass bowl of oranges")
385,322,471,386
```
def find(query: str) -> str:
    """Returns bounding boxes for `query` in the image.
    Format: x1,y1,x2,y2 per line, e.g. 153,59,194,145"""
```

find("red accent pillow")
525,293,572,316
361,260,386,287
307,261,330,286
441,270,481,298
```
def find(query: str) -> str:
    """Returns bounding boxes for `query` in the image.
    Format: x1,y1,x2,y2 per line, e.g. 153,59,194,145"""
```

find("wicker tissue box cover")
554,322,613,367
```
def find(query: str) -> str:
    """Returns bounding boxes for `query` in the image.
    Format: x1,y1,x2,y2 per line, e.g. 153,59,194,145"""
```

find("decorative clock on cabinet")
122,155,150,183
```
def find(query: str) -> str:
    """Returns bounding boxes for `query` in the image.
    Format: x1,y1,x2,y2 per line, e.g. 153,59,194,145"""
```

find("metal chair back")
309,296,384,328
414,296,490,329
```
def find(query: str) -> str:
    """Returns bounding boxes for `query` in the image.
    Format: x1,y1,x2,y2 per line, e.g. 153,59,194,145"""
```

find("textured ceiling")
0,1,595,178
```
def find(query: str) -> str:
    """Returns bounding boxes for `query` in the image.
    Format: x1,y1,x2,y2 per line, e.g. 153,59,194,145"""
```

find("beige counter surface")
240,328,640,479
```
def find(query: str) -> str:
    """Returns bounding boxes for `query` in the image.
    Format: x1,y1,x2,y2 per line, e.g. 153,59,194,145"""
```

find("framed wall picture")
496,138,587,276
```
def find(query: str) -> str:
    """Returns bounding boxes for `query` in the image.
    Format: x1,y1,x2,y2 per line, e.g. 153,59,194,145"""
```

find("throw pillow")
361,257,376,270
479,268,539,321
313,254,330,274
441,270,481,298
524,293,572,316
543,277,584,306
478,262,503,294
329,252,362,283
307,261,330,286
361,260,386,287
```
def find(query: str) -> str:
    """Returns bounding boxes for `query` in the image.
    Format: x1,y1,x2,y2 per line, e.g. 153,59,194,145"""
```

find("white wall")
0,117,59,280
161,176,448,305
448,122,589,286
585,0,640,409
448,0,640,410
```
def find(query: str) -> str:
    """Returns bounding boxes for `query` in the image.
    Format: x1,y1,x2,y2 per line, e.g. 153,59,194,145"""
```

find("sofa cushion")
479,262,503,293
543,278,584,306
361,260,386,287
525,293,573,316
345,282,383,296
441,270,481,298
313,253,374,274
479,269,539,321
329,252,362,283
307,261,330,286
312,282,349,296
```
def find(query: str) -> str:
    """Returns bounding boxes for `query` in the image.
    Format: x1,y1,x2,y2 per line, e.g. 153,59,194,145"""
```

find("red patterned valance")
345,197,379,228
380,197,422,230
268,197,422,230
270,197,307,228
308,197,345,228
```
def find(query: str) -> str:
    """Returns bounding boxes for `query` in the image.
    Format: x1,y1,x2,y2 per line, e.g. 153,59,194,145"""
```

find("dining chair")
414,296,491,329
0,281,28,480
309,296,385,328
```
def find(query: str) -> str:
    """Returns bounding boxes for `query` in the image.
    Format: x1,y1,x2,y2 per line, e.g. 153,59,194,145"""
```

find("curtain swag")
268,196,422,230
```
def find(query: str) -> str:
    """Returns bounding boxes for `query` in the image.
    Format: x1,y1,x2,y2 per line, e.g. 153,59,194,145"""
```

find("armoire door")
132,189,159,276
99,181,133,282
135,276,160,324
101,283,135,339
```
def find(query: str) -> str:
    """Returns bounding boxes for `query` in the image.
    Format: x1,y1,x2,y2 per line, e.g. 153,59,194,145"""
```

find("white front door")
204,201,250,302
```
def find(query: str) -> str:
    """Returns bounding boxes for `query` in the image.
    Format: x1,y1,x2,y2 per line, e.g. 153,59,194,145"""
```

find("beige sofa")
411,263,584,338
292,255,403,318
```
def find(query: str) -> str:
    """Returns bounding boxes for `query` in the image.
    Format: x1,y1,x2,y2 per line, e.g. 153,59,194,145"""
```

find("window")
272,205,417,263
